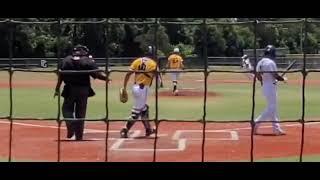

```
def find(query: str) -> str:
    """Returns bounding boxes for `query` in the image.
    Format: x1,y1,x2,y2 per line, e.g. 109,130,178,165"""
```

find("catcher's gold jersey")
130,57,157,86
168,54,183,69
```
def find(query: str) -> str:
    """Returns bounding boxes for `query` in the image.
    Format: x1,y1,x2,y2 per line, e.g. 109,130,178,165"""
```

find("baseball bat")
280,60,297,77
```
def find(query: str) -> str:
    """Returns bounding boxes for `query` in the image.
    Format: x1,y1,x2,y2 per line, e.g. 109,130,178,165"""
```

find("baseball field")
0,66,320,162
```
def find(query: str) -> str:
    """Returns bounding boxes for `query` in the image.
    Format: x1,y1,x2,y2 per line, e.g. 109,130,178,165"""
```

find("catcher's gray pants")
62,86,89,140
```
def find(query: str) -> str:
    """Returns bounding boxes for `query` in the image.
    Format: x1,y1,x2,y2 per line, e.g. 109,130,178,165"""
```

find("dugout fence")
0,18,315,162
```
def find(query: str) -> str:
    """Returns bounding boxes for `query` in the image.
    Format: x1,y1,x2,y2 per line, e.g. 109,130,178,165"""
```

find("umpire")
54,45,109,141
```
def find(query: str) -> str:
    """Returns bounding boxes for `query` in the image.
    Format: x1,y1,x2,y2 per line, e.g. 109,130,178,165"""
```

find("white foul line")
1,120,319,134
0,120,319,152
0,120,106,133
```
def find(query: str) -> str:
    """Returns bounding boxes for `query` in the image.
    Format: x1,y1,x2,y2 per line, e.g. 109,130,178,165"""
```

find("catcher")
119,46,157,138
165,47,184,96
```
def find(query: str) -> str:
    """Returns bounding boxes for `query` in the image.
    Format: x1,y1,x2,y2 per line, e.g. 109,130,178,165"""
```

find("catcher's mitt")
119,88,128,103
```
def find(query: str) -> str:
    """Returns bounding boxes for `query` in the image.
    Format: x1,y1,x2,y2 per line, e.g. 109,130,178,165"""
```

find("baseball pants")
254,84,282,132
62,86,89,140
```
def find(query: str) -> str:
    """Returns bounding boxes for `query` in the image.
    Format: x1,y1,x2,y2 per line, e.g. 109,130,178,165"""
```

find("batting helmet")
264,45,276,58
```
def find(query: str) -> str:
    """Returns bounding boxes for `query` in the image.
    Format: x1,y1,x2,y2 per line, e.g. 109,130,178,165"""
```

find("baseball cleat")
120,128,128,138
67,131,75,139
173,90,179,96
274,129,286,136
75,136,83,141
145,128,156,137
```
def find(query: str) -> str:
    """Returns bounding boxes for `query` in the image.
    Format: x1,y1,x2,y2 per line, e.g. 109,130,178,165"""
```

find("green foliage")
1,18,320,58
174,43,195,57
134,25,171,56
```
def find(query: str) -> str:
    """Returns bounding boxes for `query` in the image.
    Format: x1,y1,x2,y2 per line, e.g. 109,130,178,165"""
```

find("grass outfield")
0,70,320,121
256,155,320,162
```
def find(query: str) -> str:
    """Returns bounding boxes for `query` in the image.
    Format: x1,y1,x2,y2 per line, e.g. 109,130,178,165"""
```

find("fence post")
7,19,14,162
250,19,258,162
299,18,308,162
153,18,159,162
56,18,62,162
201,18,208,162
104,18,110,162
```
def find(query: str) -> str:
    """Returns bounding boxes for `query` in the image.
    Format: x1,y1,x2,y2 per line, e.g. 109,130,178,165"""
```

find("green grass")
255,154,320,162
0,157,46,162
2,155,320,162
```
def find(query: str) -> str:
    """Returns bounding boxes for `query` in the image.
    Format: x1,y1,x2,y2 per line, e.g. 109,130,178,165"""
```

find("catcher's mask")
72,45,90,58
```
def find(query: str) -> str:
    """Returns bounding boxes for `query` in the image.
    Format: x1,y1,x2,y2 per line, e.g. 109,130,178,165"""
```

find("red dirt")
0,119,319,162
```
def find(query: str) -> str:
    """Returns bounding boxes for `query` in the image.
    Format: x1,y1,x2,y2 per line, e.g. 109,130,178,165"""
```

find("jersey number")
172,59,178,63
138,63,146,71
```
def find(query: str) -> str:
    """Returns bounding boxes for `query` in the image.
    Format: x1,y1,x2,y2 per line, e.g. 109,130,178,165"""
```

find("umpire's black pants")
62,86,89,140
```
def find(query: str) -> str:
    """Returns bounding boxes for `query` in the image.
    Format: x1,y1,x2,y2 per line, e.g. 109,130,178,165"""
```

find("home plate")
196,80,204,82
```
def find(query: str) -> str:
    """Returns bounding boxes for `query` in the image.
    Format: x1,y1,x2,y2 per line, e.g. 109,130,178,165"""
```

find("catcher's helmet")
72,44,90,56
264,45,276,58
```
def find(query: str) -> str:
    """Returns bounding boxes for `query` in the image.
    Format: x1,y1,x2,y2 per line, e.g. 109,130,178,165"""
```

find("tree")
134,25,171,56
194,25,226,57
222,26,243,56
0,18,319,58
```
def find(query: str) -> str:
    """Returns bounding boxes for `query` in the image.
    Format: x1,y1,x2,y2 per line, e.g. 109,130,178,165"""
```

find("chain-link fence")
0,18,317,162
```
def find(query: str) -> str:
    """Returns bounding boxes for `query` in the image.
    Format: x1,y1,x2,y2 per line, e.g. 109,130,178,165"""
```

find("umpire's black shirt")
60,55,98,87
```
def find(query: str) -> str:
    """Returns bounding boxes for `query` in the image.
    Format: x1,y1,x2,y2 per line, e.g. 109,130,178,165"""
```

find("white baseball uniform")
170,72,180,82
242,57,254,80
254,57,283,133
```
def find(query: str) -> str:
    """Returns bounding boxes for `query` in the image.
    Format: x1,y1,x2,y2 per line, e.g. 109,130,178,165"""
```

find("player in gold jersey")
166,47,184,95
120,47,157,138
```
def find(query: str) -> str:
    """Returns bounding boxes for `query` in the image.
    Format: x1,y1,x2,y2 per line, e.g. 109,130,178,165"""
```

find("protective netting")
0,18,313,162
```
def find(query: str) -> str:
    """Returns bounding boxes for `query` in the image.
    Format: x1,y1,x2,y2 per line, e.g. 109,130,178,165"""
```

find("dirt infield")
0,119,319,162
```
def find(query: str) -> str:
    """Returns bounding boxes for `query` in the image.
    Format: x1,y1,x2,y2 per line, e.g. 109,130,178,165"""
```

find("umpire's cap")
72,44,90,56
264,45,276,58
